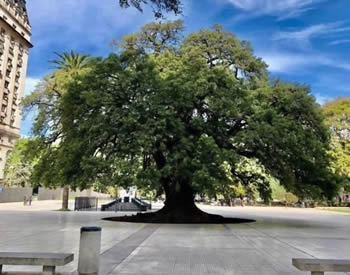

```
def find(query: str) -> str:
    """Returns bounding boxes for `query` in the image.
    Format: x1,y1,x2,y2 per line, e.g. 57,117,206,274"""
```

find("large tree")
26,21,337,222
23,51,92,210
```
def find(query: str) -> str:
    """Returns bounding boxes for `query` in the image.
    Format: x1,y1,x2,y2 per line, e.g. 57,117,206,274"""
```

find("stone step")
103,202,141,212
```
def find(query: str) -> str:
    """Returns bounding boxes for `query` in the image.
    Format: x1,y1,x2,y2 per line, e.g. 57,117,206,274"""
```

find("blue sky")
22,0,350,135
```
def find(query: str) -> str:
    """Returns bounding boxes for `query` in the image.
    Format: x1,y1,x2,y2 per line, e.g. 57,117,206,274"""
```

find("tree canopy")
50,51,90,72
322,98,350,192
25,21,337,222
118,0,182,18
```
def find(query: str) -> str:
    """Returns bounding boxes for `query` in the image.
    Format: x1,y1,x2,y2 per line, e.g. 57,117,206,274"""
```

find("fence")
0,187,33,203
74,197,98,211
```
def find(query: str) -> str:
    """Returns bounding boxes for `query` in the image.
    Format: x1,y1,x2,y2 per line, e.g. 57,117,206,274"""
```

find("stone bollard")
78,226,102,275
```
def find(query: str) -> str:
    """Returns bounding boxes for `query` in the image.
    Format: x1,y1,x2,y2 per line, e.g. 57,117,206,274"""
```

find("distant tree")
270,181,298,205
27,21,337,222
4,139,34,188
118,0,182,18
322,98,350,192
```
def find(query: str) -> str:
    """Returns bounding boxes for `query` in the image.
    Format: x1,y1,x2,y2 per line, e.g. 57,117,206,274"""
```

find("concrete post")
78,226,102,275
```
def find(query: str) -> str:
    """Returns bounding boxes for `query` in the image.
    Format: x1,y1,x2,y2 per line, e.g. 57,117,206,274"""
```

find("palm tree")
50,51,90,72
50,51,90,210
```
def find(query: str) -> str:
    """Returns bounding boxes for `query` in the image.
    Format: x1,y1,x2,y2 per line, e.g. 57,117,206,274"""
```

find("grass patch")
56,208,72,212
319,207,350,214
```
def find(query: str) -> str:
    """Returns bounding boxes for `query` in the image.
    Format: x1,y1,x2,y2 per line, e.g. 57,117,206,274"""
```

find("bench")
0,252,74,275
293,258,350,274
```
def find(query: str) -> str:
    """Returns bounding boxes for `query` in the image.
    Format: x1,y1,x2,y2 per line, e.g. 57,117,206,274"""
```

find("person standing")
239,195,244,207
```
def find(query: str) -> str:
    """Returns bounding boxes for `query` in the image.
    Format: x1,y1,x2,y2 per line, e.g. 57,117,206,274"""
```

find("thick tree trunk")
162,179,197,213
132,178,225,223
62,186,69,210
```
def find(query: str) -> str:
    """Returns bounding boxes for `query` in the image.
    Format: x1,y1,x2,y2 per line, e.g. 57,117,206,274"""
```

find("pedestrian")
240,195,244,207
23,195,27,206
29,196,32,206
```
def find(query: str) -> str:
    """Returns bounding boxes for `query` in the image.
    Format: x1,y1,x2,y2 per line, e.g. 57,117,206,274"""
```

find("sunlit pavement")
0,203,349,274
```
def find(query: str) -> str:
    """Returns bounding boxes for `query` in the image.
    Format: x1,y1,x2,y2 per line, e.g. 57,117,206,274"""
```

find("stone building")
0,0,32,180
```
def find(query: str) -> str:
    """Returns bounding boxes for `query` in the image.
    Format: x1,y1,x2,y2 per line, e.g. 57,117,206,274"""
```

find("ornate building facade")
0,0,32,180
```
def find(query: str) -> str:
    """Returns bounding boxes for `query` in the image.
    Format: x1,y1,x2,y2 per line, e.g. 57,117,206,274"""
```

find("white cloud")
329,39,350,46
262,53,309,72
314,93,334,105
273,22,350,46
260,52,350,73
24,77,40,96
225,0,323,20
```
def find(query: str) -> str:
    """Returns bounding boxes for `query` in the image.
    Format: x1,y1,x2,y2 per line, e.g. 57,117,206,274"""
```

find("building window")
10,37,15,48
0,29,5,43
7,58,13,74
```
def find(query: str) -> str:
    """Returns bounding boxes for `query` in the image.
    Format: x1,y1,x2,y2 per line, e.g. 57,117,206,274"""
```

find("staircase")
101,198,150,212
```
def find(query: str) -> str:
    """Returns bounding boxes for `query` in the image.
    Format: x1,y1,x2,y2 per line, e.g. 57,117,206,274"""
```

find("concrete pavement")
0,204,349,274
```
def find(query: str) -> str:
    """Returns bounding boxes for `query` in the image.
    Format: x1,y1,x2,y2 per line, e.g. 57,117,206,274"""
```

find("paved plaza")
0,203,350,274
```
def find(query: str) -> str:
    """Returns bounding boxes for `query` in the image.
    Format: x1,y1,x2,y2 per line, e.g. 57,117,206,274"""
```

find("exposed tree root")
103,205,255,224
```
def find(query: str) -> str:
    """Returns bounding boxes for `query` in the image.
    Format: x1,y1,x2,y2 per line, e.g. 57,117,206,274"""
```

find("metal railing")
132,198,148,211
